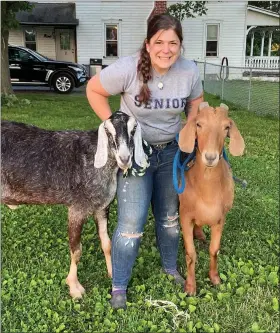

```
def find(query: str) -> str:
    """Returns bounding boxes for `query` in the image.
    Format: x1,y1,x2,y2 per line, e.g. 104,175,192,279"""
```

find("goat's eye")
196,123,202,128
225,126,230,131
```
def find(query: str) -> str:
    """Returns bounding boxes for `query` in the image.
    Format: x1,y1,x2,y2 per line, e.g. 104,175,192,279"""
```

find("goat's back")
1,121,111,207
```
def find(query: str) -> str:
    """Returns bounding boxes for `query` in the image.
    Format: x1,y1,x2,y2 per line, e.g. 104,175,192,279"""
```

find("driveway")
12,85,87,95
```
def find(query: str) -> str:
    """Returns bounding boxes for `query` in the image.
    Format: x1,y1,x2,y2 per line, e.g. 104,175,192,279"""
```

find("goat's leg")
94,207,112,278
209,221,224,285
66,208,86,299
181,218,197,295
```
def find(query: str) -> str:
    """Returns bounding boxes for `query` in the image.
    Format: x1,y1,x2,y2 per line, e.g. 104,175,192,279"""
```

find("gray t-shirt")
100,54,203,145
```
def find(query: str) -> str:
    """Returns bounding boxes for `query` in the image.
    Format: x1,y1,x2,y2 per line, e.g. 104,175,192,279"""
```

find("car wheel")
52,72,74,94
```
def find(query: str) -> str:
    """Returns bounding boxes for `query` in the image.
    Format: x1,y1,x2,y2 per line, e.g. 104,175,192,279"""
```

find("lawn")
1,92,279,333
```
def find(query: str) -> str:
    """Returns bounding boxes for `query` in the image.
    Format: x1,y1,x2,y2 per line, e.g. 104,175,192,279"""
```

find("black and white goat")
1,111,147,298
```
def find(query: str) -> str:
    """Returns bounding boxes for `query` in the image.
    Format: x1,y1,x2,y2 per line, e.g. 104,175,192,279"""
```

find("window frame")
102,20,121,58
24,27,37,51
204,23,220,58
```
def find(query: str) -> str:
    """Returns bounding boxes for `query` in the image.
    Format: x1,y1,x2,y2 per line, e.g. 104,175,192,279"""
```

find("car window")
9,48,38,62
28,49,48,61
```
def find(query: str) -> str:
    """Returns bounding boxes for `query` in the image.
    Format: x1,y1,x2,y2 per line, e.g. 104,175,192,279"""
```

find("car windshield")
27,49,53,61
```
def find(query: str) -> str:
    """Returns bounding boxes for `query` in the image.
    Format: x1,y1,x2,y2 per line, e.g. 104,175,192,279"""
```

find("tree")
248,1,280,13
166,1,207,22
1,1,33,95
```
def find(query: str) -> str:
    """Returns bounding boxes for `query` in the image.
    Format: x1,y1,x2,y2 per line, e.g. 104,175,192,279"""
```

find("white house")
8,1,279,74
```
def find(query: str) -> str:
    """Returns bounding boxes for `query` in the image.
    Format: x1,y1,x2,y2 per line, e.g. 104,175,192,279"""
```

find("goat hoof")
70,288,84,299
77,282,85,294
210,274,221,285
66,278,85,298
184,283,196,296
7,204,19,210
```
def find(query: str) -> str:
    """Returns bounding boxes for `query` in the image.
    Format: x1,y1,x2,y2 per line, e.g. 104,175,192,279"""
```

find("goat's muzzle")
117,155,132,171
202,152,219,168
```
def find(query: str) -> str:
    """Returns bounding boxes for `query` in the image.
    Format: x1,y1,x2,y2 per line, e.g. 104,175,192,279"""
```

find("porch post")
268,31,273,57
250,32,255,57
260,31,265,57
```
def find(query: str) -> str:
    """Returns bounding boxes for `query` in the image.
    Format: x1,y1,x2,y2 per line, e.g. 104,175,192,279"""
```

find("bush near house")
1,92,279,333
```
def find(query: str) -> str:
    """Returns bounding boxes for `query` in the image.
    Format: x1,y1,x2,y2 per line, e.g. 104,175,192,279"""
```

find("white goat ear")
94,122,108,168
199,101,209,111
220,103,229,111
134,123,147,167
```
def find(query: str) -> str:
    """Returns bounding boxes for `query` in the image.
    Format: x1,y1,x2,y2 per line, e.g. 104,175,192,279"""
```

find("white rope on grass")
145,296,190,329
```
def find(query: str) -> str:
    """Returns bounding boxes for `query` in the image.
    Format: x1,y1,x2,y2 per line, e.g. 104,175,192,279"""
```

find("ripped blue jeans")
112,141,180,290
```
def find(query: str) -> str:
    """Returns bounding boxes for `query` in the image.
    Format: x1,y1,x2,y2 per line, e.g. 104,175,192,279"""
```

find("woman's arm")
86,74,112,121
187,94,204,122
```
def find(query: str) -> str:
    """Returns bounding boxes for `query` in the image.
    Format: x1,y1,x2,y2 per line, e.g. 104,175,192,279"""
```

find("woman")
86,13,204,309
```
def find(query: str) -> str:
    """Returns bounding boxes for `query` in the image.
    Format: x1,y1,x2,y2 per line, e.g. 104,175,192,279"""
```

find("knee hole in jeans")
120,232,143,238
119,232,143,247
162,213,180,235
162,212,179,228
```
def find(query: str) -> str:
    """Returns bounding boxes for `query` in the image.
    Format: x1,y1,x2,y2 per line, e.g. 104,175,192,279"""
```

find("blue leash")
173,137,247,194
172,146,196,194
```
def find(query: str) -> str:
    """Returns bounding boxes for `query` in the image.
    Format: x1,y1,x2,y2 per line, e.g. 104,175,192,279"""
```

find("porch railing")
245,56,279,69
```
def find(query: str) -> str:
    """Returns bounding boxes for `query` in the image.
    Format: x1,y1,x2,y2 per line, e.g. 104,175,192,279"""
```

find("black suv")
9,45,89,94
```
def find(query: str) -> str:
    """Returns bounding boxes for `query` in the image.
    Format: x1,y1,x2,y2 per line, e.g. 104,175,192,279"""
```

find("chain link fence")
196,61,279,118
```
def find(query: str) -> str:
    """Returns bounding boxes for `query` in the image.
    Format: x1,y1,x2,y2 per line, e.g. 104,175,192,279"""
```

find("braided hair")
137,14,183,104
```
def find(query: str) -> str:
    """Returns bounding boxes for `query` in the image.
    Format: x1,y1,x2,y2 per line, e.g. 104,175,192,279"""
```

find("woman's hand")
187,94,204,122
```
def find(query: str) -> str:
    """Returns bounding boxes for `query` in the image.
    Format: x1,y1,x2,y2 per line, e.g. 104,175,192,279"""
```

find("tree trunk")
1,26,14,95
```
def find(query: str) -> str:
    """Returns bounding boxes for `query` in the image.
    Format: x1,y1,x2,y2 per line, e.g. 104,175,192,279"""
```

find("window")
105,24,118,57
206,24,219,57
25,28,37,51
9,48,37,62
60,32,71,50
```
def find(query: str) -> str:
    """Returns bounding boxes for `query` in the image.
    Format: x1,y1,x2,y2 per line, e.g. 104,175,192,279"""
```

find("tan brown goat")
178,102,245,295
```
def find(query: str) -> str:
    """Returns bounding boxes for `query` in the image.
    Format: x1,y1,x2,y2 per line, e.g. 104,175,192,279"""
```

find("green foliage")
246,29,280,57
1,1,34,30
166,1,207,22
1,92,279,333
1,94,31,108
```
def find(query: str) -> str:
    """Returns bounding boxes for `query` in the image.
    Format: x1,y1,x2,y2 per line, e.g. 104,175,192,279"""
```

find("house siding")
36,27,56,59
247,10,279,26
176,1,248,68
76,1,248,69
9,29,24,46
75,1,155,65
8,26,56,59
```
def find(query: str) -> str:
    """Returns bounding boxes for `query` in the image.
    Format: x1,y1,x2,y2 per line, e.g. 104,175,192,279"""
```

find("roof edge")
247,5,280,18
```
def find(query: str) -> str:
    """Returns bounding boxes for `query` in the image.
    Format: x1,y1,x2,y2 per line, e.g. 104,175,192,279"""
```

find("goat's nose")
205,152,217,163
120,156,130,165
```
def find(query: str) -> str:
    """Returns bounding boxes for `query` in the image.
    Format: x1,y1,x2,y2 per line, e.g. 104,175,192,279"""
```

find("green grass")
1,92,279,333
204,80,279,117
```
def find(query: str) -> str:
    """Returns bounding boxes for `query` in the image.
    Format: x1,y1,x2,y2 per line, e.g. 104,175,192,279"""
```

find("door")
9,47,47,82
55,29,76,62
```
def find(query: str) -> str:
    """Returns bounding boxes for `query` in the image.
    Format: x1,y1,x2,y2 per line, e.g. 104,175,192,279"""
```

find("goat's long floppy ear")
228,120,245,156
94,122,108,168
179,119,196,153
134,122,147,167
